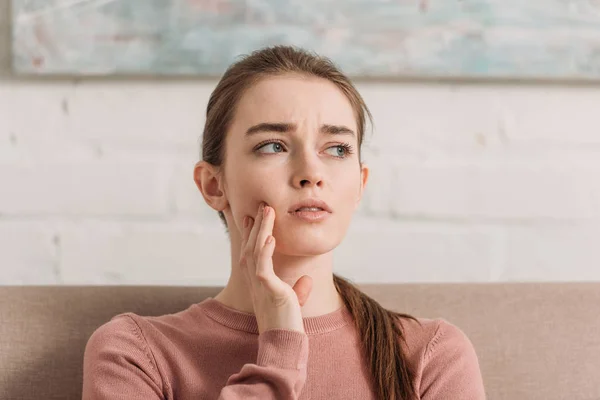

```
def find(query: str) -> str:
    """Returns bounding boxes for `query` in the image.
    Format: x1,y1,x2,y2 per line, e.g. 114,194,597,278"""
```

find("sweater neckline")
198,297,354,335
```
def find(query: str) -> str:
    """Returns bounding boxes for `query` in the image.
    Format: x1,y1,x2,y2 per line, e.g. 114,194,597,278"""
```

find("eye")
254,141,354,158
325,144,354,158
256,141,285,154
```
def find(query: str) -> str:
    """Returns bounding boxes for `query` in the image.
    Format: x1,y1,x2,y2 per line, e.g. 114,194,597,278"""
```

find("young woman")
83,45,486,400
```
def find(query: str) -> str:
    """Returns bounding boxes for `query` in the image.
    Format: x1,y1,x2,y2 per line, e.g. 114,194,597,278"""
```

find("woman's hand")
240,202,313,334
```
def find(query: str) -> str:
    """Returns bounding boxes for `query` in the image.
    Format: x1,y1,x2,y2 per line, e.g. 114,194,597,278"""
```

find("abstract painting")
11,0,600,79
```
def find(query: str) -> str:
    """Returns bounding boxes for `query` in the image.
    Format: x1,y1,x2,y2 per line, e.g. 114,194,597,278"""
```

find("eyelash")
254,140,355,159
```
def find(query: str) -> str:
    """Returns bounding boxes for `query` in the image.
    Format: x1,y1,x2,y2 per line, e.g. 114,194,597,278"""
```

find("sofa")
1,282,599,399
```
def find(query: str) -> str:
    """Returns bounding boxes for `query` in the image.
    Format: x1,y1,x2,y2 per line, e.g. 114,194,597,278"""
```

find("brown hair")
201,45,421,400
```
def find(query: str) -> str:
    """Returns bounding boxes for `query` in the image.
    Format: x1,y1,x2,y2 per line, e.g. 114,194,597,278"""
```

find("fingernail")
264,206,270,217
259,202,265,212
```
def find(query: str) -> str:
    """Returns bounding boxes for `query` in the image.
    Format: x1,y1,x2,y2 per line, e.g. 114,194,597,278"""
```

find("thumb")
292,275,313,307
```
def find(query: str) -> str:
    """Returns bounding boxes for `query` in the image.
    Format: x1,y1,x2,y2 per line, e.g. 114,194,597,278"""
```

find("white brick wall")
59,221,231,285
1,160,171,216
2,79,599,285
1,2,599,285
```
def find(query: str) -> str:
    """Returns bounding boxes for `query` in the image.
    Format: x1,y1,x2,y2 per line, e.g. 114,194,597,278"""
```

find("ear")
355,162,369,210
193,161,228,212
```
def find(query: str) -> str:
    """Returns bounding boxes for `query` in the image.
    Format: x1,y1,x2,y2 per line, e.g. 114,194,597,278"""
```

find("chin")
275,234,341,257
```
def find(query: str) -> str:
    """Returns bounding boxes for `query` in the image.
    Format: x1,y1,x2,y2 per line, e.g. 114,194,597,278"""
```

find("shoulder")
396,316,486,399
86,313,143,349
396,316,477,360
84,304,200,374
417,318,476,360
84,309,201,398
85,313,158,371
83,313,166,394
83,307,200,393
102,303,204,342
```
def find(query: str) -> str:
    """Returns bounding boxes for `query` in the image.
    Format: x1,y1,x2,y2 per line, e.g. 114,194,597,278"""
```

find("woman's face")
222,74,369,256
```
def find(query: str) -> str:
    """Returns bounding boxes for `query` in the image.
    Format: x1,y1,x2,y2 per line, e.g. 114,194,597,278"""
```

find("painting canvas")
11,0,600,79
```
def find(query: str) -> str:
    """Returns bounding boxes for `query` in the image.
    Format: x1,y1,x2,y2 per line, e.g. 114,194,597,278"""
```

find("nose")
292,151,323,189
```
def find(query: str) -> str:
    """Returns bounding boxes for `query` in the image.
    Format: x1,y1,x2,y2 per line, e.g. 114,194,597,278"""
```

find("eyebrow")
244,122,355,138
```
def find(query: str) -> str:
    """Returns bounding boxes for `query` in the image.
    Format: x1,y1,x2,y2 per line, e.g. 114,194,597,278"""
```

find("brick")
357,84,600,159
2,81,100,160
5,82,70,137
502,89,600,146
0,222,58,284
0,161,170,216
500,224,600,281
65,81,210,152
391,162,600,220
357,83,500,156
59,222,231,285
333,217,494,282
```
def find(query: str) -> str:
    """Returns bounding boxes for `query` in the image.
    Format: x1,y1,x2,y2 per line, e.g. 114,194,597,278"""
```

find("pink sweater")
82,297,486,399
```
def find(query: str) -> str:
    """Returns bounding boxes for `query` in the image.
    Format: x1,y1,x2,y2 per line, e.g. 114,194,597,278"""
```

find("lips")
288,198,332,213
289,208,331,222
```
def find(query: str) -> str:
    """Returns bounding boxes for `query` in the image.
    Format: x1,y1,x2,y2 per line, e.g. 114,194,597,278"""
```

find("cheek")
237,167,275,196
337,175,361,205
228,165,279,211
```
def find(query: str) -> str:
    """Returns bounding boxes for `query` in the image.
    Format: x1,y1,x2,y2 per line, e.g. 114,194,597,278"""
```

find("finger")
255,235,282,295
245,203,265,277
239,254,257,305
240,216,253,250
238,216,253,265
240,239,261,298
254,205,275,262
293,275,313,307
246,203,264,255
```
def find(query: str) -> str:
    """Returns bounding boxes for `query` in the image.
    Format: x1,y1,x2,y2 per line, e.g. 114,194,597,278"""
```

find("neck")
215,230,344,318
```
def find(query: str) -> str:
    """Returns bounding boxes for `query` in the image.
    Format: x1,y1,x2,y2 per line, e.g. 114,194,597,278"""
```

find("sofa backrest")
1,283,598,399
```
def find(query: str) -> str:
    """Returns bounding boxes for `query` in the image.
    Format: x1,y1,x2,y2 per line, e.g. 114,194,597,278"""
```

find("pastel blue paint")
11,0,600,78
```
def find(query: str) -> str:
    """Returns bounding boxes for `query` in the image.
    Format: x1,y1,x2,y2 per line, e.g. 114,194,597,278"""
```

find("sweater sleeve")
218,329,309,400
82,315,165,400
82,315,308,400
419,320,487,400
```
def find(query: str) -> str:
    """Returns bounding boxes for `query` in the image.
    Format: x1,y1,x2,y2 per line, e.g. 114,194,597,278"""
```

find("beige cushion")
0,283,598,399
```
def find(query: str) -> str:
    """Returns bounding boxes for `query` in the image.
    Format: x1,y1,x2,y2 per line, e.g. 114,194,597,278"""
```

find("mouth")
293,207,326,212
288,208,331,222
288,199,332,214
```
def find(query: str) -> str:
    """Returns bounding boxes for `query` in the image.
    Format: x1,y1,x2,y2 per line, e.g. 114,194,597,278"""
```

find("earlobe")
361,162,369,188
193,161,228,211
359,162,369,196
355,162,369,210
